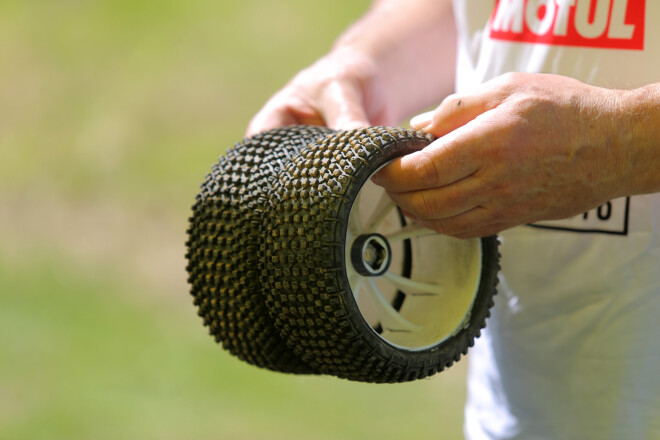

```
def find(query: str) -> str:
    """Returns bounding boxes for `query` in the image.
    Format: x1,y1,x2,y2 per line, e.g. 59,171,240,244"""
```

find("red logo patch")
489,0,645,50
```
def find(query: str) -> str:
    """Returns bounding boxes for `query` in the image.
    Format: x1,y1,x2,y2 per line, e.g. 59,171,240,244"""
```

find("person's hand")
246,48,393,137
245,0,457,137
372,72,633,238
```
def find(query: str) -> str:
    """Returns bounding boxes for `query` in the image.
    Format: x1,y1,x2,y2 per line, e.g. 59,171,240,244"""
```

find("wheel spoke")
385,223,436,242
365,190,395,232
366,279,421,332
351,277,363,301
382,272,444,296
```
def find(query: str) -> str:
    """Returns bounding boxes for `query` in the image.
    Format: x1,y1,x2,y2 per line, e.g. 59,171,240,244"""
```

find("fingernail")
410,111,434,130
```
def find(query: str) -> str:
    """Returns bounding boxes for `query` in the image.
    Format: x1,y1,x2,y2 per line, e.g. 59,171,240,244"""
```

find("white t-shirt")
451,1,660,439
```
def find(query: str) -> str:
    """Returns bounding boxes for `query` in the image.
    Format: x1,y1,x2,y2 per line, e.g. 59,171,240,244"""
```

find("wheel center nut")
363,247,375,264
351,233,392,277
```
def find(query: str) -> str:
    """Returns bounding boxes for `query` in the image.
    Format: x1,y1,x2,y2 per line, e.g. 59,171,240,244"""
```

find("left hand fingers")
410,92,501,137
410,76,512,136
372,124,483,193
385,175,486,222
410,207,515,239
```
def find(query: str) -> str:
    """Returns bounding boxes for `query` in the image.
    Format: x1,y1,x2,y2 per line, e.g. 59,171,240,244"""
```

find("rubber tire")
186,125,334,373
263,126,499,383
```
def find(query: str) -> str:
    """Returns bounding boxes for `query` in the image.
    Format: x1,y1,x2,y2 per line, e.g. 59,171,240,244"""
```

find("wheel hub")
351,233,391,277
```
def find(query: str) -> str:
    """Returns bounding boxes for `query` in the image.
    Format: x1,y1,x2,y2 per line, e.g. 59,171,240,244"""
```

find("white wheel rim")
345,177,483,351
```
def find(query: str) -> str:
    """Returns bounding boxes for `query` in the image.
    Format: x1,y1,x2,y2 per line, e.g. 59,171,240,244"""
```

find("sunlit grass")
0,0,370,204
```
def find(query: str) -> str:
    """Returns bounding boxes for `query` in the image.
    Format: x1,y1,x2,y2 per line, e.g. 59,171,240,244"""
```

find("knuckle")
413,151,440,188
446,212,487,238
487,208,508,225
466,225,505,239
410,192,435,220
498,71,523,86
450,218,474,237
441,93,463,110
430,222,448,235
499,71,517,82
487,177,517,200
428,220,461,238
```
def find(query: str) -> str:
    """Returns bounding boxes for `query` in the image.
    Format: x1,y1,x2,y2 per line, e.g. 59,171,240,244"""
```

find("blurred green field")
0,1,468,439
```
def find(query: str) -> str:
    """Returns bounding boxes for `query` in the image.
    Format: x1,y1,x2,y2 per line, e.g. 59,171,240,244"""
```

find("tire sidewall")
334,137,499,373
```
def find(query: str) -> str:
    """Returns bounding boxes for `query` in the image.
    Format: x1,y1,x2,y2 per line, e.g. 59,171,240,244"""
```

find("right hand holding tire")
246,48,391,137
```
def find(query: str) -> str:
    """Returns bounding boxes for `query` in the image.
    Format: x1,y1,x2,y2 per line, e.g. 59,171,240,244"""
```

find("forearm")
331,0,456,123
615,84,660,196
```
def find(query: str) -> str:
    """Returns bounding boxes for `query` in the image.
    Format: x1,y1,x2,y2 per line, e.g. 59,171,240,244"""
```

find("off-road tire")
186,125,333,373
263,126,499,383
187,125,499,383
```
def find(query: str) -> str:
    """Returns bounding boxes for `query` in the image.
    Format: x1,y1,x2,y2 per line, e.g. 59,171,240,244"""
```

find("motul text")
489,0,645,50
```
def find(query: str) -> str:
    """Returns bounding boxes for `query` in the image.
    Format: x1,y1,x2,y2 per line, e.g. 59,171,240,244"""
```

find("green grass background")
0,1,468,439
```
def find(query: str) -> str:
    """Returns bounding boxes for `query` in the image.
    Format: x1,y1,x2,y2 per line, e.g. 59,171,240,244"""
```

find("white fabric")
451,1,660,439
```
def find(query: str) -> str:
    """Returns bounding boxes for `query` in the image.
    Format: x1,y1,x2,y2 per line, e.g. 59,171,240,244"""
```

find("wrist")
613,85,660,196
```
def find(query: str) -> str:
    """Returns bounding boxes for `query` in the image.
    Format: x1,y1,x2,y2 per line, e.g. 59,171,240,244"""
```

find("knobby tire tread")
187,125,500,383
186,125,334,374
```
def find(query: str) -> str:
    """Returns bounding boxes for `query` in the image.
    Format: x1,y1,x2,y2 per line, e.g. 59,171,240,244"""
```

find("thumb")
319,79,371,130
410,91,502,138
